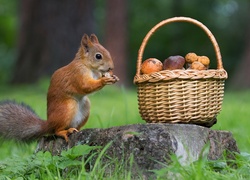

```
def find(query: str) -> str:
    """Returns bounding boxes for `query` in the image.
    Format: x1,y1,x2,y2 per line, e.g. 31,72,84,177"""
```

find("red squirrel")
0,34,119,142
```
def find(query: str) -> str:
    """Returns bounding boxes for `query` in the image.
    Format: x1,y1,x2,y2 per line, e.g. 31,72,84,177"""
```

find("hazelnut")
103,72,111,77
198,56,210,66
185,52,198,63
141,58,163,74
163,55,185,70
190,61,207,70
103,70,113,77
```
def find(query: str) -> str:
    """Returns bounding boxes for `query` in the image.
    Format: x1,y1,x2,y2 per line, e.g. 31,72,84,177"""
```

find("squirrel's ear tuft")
90,34,99,44
81,34,93,53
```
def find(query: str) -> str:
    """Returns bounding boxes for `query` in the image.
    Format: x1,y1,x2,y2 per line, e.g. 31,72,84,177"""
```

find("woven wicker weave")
134,17,228,126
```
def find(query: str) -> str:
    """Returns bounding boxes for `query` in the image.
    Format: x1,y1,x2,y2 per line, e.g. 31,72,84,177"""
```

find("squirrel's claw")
67,128,79,134
111,75,119,82
102,75,119,85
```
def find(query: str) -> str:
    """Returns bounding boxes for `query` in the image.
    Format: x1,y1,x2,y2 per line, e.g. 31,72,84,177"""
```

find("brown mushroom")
163,55,185,70
141,58,163,74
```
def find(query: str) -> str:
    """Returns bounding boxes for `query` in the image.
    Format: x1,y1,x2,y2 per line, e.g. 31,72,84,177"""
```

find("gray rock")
36,123,239,176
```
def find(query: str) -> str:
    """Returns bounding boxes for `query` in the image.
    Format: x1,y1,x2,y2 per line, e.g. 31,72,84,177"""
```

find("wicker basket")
134,17,228,126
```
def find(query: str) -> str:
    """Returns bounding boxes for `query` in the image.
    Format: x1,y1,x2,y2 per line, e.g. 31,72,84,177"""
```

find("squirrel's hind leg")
55,128,78,142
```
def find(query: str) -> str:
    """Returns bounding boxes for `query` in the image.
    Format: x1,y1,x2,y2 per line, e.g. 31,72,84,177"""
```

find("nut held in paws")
103,72,111,78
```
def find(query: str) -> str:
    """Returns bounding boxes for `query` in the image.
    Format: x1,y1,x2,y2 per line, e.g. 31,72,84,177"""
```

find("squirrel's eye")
95,53,102,60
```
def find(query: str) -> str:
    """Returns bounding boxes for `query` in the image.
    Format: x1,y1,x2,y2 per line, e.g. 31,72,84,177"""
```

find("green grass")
0,79,250,179
214,90,250,152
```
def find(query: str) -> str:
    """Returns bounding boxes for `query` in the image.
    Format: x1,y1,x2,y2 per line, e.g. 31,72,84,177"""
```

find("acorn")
163,55,185,70
141,58,163,74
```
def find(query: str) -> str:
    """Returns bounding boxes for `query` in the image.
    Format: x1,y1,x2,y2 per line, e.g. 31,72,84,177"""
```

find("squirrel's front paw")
112,75,119,82
102,75,119,85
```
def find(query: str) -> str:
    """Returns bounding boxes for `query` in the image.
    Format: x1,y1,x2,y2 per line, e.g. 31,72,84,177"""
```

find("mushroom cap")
163,55,185,70
141,58,163,74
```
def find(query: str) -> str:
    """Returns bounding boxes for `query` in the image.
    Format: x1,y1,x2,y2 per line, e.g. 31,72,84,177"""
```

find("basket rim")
135,17,225,78
134,69,228,84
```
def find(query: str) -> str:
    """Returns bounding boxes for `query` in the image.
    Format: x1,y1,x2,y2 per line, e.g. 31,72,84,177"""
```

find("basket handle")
136,17,224,76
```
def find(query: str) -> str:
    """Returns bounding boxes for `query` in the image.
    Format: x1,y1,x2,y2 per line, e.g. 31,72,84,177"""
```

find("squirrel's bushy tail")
0,100,48,142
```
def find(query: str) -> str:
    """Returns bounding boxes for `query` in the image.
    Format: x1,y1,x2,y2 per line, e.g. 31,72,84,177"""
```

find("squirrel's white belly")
70,96,90,128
